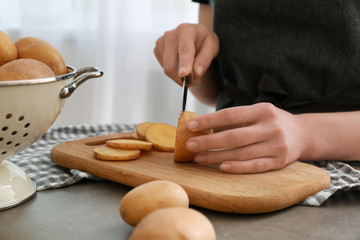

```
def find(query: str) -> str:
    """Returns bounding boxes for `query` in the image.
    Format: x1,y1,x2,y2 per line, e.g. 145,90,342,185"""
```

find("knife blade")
181,73,192,112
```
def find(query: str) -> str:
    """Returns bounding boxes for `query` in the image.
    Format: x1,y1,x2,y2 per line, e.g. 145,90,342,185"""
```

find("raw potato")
136,122,155,140
93,146,140,161
129,207,216,240
0,31,17,66
0,59,55,81
120,180,189,226
16,37,67,76
129,132,140,139
145,123,177,152
174,111,213,162
106,139,153,151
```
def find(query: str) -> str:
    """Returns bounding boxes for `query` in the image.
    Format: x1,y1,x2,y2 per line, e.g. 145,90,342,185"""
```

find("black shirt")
193,0,360,113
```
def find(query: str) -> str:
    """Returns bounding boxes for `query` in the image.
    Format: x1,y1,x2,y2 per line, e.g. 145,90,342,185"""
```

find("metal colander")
0,66,103,210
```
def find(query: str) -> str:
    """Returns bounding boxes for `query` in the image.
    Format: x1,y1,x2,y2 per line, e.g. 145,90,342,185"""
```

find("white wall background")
0,0,214,127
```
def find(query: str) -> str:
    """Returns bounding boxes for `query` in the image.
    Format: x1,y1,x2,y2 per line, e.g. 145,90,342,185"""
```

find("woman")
154,0,360,174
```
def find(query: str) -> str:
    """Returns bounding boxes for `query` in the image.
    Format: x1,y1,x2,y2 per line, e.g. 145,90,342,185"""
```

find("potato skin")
15,37,67,75
0,58,55,81
119,180,189,226
174,111,213,162
0,31,17,66
129,207,216,240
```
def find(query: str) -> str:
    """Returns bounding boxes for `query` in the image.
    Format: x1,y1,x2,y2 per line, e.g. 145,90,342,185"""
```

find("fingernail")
220,164,231,171
196,65,204,76
179,66,187,77
187,120,198,131
185,141,197,151
194,155,206,163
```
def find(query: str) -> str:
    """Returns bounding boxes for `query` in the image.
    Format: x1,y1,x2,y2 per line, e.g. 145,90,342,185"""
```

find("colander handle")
60,67,103,98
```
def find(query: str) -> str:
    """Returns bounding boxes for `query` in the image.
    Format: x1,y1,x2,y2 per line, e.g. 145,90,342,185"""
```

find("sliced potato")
174,111,213,162
106,139,153,151
145,123,177,152
129,132,140,139
93,146,140,161
136,122,155,140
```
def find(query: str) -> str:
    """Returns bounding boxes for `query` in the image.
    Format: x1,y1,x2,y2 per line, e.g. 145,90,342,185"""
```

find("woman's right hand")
154,23,219,87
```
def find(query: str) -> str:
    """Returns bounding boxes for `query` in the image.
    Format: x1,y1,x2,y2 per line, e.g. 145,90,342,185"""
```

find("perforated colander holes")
17,114,30,137
0,133,22,150
0,137,6,155
3,113,26,122
1,113,30,149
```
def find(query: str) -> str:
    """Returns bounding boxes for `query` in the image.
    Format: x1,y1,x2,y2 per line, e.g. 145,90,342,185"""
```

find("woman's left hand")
185,103,305,173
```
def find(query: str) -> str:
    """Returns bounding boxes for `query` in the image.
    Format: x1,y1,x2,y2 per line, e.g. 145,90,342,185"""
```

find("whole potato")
120,180,189,226
129,207,216,240
15,37,67,76
0,59,55,81
0,31,17,66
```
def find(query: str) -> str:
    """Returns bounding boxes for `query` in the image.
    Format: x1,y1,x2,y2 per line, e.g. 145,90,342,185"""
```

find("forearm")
297,111,360,161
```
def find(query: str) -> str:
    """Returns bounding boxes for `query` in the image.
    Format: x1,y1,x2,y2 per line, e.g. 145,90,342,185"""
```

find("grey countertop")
0,180,359,240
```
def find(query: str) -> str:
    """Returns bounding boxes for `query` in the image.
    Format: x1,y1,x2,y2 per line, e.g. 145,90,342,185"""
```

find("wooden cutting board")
50,132,331,214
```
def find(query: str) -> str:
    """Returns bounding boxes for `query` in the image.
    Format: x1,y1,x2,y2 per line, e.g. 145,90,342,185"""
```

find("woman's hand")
185,103,305,173
154,23,219,86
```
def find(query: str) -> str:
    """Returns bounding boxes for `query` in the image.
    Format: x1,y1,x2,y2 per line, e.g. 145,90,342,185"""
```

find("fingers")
194,145,286,173
163,31,182,85
186,125,267,152
193,142,272,165
193,146,286,174
177,26,196,79
186,103,276,132
184,103,299,173
154,23,219,86
220,158,276,174
193,31,219,79
154,36,164,67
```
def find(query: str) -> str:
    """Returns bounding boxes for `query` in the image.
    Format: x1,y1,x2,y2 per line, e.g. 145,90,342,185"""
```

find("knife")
181,73,193,112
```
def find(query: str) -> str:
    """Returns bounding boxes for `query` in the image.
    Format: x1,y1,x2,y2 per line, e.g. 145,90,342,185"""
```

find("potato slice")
106,139,153,151
93,146,140,161
129,132,140,139
136,122,155,140
174,111,213,162
145,123,176,152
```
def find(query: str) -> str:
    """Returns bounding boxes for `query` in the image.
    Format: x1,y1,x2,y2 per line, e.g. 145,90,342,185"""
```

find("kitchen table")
0,179,359,240
0,123,359,240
